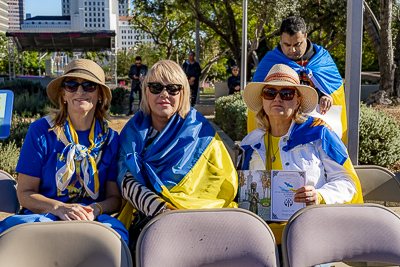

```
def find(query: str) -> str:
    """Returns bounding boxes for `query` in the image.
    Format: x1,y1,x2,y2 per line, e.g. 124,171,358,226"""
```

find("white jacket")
240,123,357,204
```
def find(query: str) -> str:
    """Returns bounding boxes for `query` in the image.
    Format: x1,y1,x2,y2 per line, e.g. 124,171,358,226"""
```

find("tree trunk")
363,0,381,57
379,0,394,95
394,17,400,96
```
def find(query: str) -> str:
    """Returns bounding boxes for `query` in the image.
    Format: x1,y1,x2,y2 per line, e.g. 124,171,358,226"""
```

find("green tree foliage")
129,0,194,60
0,33,7,74
117,49,136,77
135,42,166,67
82,51,108,64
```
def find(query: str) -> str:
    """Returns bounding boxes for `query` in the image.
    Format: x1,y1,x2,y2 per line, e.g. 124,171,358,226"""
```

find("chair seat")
0,220,132,267
0,170,19,213
136,208,279,267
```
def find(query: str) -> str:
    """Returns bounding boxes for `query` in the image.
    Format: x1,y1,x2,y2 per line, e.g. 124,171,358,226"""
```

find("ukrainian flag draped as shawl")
284,116,362,204
117,108,237,225
250,44,347,143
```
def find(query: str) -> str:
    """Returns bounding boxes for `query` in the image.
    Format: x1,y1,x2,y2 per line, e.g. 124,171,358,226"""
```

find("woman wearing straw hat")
0,59,128,243
238,64,363,246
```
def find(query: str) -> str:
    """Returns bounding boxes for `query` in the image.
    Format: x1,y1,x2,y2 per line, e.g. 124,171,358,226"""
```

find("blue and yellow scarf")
55,116,110,200
118,108,238,210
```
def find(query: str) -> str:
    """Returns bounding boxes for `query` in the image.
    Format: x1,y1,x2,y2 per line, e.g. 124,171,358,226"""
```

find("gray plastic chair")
354,165,400,203
136,208,279,267
282,204,400,267
0,220,132,267
0,170,19,213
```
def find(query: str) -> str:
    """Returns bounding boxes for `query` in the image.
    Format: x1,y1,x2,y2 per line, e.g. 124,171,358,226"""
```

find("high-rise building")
0,0,8,33
118,16,153,50
7,0,23,30
118,0,130,17
22,0,119,32
62,0,71,16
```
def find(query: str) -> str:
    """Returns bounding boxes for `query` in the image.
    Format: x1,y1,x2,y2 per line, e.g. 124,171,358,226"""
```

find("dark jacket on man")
227,75,240,95
128,64,148,92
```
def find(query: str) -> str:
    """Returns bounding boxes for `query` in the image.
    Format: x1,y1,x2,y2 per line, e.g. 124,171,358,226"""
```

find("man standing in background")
182,51,201,106
128,56,148,115
227,66,241,95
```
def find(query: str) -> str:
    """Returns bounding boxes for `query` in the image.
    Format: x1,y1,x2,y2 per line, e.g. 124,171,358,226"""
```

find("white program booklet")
270,170,306,221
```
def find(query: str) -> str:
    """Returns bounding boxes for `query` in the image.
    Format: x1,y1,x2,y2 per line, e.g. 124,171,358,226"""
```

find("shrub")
110,87,129,114
1,114,32,148
13,93,51,117
0,79,52,116
0,141,20,179
359,104,400,166
214,92,247,141
0,79,45,96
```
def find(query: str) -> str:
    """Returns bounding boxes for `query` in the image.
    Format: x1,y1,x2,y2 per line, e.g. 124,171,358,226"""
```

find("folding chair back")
354,165,400,202
0,220,132,267
282,204,400,267
136,208,279,267
0,170,19,213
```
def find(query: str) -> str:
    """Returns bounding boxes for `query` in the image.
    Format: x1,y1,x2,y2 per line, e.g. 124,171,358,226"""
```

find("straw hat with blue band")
244,64,318,114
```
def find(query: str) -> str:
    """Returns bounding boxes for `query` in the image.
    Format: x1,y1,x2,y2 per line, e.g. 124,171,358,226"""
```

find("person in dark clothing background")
182,51,201,106
227,66,240,95
128,56,148,115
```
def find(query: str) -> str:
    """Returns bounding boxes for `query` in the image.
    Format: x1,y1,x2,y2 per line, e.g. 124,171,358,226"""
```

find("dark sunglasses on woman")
148,82,182,95
62,81,98,92
262,87,298,101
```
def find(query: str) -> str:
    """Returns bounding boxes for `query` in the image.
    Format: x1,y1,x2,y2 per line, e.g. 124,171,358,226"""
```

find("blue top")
16,118,119,204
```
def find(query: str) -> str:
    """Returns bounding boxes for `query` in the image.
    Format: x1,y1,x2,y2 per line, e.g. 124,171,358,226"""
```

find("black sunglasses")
262,87,298,101
148,82,183,95
62,81,98,93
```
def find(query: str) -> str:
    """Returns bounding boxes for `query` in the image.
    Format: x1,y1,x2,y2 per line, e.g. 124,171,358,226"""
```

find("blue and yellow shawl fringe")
117,108,238,227
249,44,348,144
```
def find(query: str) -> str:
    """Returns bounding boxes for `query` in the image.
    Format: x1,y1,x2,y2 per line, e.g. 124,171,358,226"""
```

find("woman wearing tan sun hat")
237,64,362,246
0,59,128,244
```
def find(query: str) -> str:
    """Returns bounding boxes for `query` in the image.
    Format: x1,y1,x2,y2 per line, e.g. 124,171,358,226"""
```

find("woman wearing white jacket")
239,64,363,246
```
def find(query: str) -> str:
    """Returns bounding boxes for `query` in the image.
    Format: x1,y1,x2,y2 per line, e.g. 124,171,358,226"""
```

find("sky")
24,0,61,18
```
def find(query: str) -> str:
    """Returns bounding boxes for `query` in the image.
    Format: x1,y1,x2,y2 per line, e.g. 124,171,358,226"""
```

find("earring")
64,101,67,104
99,99,102,103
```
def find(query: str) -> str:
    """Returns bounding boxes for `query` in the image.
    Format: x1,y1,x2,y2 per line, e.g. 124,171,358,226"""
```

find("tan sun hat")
244,64,318,113
46,59,111,108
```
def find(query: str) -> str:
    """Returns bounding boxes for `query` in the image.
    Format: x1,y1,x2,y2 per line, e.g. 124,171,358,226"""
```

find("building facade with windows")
21,0,119,32
22,16,71,31
7,0,23,30
118,16,153,50
118,0,130,16
0,0,8,33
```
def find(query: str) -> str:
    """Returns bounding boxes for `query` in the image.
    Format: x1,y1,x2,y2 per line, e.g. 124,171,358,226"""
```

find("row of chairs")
1,205,399,267
1,165,400,267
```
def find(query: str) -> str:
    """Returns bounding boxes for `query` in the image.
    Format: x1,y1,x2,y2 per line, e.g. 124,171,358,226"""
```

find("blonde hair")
48,83,110,138
255,92,308,131
140,60,191,118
